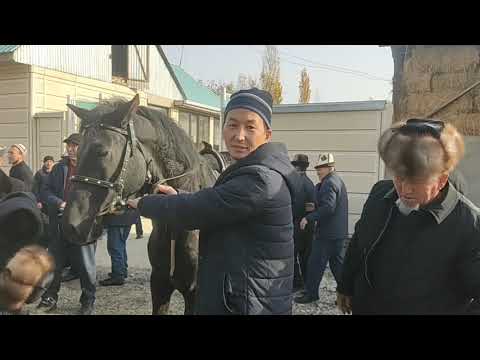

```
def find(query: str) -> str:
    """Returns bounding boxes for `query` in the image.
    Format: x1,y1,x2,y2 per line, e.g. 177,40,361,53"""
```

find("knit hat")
291,154,309,167
43,156,54,163
11,144,27,155
224,88,273,129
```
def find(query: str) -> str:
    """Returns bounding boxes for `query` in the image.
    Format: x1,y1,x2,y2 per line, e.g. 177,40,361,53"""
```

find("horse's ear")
120,94,140,128
199,141,213,155
67,104,91,120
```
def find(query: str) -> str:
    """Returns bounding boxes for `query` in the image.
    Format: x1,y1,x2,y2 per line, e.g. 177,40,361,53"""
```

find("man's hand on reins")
128,185,178,209
153,184,178,195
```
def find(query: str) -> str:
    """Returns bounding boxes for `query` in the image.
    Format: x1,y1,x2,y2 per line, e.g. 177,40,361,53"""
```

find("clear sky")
162,45,394,104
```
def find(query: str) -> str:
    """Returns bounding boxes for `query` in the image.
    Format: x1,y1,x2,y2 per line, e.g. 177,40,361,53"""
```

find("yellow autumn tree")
260,45,283,104
298,68,311,104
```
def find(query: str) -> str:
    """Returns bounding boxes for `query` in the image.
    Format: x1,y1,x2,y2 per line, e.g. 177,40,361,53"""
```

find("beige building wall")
30,65,147,170
0,63,31,173
272,103,393,235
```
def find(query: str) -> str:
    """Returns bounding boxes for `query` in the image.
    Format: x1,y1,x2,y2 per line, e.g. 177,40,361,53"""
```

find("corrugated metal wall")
149,45,183,100
127,45,149,91
13,45,112,83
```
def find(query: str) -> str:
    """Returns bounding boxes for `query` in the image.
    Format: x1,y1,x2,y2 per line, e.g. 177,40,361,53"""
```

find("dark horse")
62,94,219,314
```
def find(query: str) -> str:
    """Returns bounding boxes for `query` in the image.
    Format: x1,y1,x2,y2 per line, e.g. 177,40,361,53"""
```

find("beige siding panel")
0,109,28,123
0,123,28,138
274,130,379,152
39,132,60,147
273,111,381,131
305,170,377,194
0,137,28,146
38,118,61,132
44,94,69,112
348,215,361,235
0,93,28,109
288,151,378,173
348,193,369,215
0,78,29,95
44,79,75,97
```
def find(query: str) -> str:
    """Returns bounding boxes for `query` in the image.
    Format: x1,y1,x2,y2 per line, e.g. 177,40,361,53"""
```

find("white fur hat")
314,153,335,169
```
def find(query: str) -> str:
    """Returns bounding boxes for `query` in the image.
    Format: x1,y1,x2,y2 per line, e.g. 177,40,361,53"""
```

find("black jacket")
293,171,315,221
9,162,33,192
338,180,480,314
139,142,301,315
32,167,50,202
306,172,349,240
41,158,69,210
0,169,26,198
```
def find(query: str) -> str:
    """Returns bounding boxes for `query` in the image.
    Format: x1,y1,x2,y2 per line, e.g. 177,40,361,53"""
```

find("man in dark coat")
0,146,26,198
37,133,97,315
128,88,301,315
32,156,55,248
8,144,33,192
295,153,349,304
337,119,480,315
291,154,315,292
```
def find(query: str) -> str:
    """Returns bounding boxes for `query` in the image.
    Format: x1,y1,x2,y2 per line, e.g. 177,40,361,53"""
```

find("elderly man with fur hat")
337,119,480,315
295,152,349,304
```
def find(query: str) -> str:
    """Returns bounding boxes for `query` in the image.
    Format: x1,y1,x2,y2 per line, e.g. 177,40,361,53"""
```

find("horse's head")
62,94,149,245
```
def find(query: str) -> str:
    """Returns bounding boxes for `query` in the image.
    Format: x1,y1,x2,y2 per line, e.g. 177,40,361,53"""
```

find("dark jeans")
106,225,132,279
135,219,143,236
305,235,345,300
44,219,96,305
293,220,313,288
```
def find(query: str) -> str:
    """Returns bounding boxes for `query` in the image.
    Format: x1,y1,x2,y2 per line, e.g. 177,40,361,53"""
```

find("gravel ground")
25,266,342,315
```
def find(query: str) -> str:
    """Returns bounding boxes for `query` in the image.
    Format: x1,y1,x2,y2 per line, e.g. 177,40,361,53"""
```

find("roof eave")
155,45,187,100
174,100,220,115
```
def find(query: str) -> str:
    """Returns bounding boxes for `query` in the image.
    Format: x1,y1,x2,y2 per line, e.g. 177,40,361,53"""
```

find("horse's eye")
97,150,108,157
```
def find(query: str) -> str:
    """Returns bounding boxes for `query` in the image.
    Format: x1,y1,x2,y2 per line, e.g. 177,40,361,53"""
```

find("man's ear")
265,128,272,142
439,173,449,189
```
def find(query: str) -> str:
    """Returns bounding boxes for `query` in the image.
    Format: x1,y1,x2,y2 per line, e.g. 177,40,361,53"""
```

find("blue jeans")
305,236,345,299
106,226,132,279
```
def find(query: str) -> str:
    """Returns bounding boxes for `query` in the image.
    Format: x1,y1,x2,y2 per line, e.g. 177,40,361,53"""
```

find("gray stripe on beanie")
229,92,273,114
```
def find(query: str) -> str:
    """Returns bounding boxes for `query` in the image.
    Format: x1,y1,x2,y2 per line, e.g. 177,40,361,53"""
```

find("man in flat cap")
291,154,315,293
37,133,97,315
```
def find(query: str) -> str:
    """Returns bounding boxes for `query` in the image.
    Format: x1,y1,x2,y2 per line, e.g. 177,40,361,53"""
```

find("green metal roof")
0,45,19,54
76,101,97,110
170,64,221,110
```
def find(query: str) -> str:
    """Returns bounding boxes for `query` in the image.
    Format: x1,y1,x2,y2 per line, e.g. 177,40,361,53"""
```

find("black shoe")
294,294,319,304
108,272,127,279
99,277,125,286
78,302,95,315
37,297,57,312
61,268,79,282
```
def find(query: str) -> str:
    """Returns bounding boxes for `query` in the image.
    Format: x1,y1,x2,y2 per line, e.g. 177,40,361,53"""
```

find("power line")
247,45,391,82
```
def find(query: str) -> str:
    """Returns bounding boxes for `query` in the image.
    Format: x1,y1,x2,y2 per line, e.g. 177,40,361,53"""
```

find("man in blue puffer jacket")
128,88,301,315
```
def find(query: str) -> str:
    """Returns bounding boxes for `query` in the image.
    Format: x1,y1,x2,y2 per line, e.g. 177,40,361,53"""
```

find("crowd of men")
0,87,479,315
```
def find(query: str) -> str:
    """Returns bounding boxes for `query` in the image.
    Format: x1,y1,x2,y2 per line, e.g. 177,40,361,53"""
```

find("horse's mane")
88,98,214,191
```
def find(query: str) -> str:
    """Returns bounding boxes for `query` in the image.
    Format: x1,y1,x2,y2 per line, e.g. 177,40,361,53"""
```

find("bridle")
71,119,194,216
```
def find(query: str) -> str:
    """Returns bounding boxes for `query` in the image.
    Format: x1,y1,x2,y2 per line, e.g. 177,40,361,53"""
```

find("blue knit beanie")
224,88,273,129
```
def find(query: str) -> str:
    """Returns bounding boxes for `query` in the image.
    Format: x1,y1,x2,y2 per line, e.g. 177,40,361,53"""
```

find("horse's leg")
147,222,174,315
173,230,199,315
